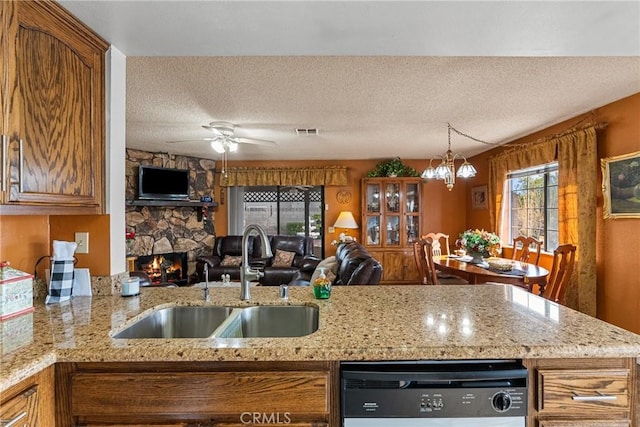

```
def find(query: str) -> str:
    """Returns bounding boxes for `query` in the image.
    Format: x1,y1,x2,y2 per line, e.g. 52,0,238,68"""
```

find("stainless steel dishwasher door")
344,417,524,427
341,360,528,427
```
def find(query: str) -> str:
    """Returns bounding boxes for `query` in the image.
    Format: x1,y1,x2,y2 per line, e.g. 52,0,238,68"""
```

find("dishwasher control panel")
341,359,528,419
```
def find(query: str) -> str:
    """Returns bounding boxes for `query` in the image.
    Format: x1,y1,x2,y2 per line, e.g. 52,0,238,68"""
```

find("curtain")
556,126,597,315
488,140,556,232
488,125,598,315
221,166,348,187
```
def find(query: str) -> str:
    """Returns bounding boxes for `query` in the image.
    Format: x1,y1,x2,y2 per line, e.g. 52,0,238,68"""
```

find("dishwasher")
341,359,528,427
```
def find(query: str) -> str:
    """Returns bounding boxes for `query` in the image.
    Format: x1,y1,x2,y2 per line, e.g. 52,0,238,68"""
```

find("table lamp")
333,211,359,242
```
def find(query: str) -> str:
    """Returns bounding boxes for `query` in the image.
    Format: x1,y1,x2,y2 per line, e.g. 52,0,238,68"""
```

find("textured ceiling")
60,1,640,162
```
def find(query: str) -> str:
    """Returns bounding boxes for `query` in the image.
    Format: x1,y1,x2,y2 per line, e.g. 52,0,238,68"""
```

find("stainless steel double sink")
112,304,319,339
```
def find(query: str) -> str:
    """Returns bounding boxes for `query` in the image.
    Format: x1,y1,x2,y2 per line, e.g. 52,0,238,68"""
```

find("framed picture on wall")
471,185,488,209
601,150,640,219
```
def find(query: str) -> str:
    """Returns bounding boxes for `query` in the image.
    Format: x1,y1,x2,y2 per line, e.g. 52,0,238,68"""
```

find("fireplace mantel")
126,200,218,208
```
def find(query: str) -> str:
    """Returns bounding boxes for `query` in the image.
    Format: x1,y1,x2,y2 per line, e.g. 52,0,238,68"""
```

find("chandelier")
421,123,480,191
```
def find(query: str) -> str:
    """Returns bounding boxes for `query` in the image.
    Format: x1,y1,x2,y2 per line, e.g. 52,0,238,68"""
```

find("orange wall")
0,215,50,273
214,159,468,256
0,214,111,277
49,215,111,276
467,92,640,333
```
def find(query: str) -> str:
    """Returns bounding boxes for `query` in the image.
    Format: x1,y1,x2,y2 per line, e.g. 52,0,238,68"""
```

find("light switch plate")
75,232,89,254
328,227,335,233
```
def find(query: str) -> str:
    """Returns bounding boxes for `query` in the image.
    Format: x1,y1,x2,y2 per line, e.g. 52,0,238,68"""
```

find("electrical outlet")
75,232,89,254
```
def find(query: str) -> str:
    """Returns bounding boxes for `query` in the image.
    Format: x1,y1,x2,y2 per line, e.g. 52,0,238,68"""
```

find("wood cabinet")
0,1,107,214
56,361,337,427
0,365,55,426
526,358,636,427
361,177,422,284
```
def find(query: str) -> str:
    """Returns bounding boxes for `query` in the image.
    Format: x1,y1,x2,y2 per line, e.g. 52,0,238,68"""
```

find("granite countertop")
2,284,640,391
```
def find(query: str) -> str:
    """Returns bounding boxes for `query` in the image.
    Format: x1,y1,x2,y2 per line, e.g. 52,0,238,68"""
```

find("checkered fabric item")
45,260,75,304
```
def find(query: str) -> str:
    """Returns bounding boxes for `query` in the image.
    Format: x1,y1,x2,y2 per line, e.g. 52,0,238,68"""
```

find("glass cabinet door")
405,182,419,213
365,216,380,246
406,215,419,244
366,183,381,213
385,215,400,246
384,183,400,213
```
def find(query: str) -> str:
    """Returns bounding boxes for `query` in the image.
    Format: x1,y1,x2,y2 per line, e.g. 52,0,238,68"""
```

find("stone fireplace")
126,149,217,283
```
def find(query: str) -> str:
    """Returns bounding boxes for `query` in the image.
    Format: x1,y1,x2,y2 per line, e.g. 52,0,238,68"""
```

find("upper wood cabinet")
0,1,107,214
361,177,422,284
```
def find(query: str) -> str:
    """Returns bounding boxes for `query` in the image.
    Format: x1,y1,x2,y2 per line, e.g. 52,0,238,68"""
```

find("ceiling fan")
168,121,276,176
200,121,276,154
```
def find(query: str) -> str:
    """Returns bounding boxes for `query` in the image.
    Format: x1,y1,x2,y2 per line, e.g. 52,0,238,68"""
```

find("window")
504,163,558,252
228,186,324,258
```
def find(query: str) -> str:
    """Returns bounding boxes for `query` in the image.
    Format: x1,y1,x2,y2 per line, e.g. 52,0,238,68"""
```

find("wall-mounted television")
138,165,190,201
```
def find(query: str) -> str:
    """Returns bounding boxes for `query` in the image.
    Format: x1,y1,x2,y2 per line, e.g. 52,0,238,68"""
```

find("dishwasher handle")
342,368,528,384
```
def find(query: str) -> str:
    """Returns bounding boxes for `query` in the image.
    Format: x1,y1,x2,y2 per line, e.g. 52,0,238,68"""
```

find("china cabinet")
361,177,422,284
0,1,107,214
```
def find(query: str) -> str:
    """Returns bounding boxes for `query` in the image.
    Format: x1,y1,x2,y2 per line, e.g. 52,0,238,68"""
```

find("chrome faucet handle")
204,269,209,301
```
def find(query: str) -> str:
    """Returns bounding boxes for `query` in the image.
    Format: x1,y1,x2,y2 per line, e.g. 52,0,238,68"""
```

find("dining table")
433,255,549,295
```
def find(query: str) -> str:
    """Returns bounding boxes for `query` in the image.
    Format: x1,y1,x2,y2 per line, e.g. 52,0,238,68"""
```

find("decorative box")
1,312,33,354
0,263,35,320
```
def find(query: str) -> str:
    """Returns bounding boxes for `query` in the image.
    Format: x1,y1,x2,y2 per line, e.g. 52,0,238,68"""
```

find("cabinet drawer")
539,421,630,427
538,369,630,415
0,385,38,427
71,371,329,423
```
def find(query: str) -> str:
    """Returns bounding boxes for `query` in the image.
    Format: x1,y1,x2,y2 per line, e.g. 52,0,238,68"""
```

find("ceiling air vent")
295,128,319,135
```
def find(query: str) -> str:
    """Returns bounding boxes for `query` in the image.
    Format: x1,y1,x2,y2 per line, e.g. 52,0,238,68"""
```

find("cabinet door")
539,422,630,427
0,385,38,427
4,1,105,209
71,371,329,425
0,2,10,203
380,251,405,282
363,182,381,246
404,181,420,245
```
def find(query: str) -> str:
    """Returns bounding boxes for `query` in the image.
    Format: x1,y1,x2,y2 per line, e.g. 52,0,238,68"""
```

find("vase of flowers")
456,229,501,265
125,228,135,255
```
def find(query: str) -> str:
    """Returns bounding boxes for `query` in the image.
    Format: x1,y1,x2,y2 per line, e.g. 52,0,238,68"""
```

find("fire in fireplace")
135,252,188,286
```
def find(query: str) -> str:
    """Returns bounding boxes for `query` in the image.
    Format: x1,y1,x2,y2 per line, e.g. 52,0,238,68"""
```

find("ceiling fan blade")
234,137,276,146
166,137,219,144
202,125,225,137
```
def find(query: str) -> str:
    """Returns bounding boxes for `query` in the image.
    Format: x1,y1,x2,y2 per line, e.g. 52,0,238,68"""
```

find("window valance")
220,166,348,187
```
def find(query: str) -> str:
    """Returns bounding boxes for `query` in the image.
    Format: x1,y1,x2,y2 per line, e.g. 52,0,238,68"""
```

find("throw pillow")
272,249,296,267
220,255,242,267
310,256,338,284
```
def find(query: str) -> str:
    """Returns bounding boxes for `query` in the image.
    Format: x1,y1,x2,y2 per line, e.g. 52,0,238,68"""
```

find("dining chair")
414,238,439,285
422,232,450,257
543,243,577,305
511,236,542,266
422,232,468,284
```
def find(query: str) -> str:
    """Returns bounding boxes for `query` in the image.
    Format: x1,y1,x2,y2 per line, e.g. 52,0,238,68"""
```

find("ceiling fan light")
228,141,239,152
210,140,226,154
457,162,477,178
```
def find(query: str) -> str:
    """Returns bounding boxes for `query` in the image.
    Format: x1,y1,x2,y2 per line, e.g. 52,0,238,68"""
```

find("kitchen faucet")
240,224,273,301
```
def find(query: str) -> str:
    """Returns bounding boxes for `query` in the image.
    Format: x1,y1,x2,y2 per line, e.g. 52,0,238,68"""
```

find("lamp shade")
333,211,359,229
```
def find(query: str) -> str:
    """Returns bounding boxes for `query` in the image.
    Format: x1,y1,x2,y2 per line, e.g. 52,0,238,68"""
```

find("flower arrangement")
125,228,135,255
456,229,501,258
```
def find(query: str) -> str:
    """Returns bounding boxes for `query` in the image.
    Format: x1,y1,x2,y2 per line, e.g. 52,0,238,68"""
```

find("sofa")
291,241,383,286
195,235,321,286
